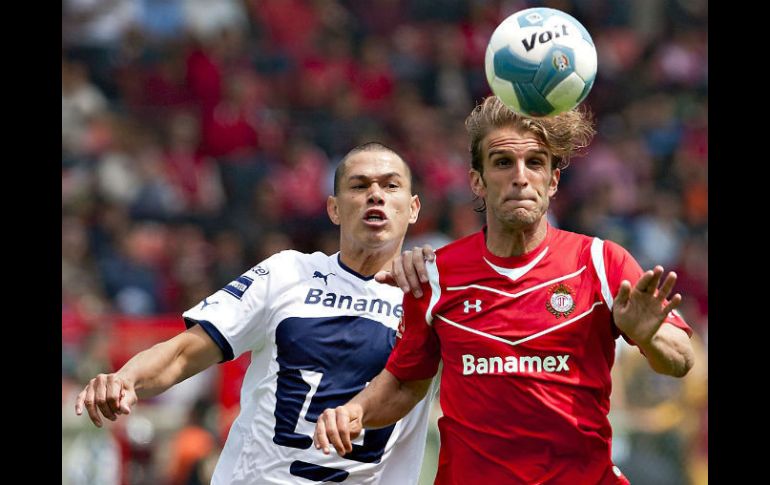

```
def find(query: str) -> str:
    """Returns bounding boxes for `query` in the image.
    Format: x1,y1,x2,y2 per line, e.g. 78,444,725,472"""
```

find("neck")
485,216,549,257
338,239,401,276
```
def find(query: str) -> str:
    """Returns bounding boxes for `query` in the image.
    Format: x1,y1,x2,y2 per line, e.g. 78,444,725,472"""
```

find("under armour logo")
201,297,219,310
312,271,336,285
463,300,482,313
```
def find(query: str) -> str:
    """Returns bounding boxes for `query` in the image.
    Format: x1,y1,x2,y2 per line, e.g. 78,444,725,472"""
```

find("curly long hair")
464,96,596,211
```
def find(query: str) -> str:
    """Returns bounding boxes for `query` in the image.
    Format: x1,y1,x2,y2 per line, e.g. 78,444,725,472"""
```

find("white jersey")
182,250,434,485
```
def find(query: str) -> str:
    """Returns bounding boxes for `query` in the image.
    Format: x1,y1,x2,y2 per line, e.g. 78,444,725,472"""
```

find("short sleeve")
385,283,442,381
182,251,298,361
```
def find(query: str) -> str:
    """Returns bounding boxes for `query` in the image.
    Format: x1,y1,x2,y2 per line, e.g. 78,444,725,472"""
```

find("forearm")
350,369,431,429
636,323,694,377
116,342,189,398
117,328,221,398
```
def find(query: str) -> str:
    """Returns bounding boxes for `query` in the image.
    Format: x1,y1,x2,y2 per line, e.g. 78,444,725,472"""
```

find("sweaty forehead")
483,127,548,155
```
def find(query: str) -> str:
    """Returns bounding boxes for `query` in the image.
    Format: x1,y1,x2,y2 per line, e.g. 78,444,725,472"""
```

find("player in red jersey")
314,96,695,484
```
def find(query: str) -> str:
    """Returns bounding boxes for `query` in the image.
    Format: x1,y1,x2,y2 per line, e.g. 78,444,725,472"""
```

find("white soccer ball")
484,7,597,117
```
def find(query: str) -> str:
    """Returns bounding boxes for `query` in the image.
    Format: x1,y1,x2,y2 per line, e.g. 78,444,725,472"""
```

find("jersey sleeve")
182,250,297,361
602,240,693,344
385,281,442,381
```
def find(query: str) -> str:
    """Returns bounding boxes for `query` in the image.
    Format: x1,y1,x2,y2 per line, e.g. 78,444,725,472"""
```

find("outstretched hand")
374,244,435,298
612,265,682,345
75,373,138,428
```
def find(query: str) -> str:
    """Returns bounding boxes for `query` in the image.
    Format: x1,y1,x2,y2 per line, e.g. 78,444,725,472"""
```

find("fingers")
106,375,124,415
82,381,103,428
636,267,680,305
314,407,360,457
373,271,396,287
614,280,631,307
662,293,682,316
75,389,85,416
383,247,434,298
315,408,350,456
119,388,137,415
325,408,347,456
422,244,436,263
314,413,331,454
336,409,353,454
391,254,410,294
656,272,678,301
95,378,117,422
75,374,133,427
635,266,663,293
647,266,664,293
402,249,423,298
416,244,435,284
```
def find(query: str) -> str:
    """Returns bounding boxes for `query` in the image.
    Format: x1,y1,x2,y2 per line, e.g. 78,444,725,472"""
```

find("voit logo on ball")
484,6,597,117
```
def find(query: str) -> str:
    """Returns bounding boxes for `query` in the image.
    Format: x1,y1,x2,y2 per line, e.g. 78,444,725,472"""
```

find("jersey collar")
479,223,552,280
335,253,375,281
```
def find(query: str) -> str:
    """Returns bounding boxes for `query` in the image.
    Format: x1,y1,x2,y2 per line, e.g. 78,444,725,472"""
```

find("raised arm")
612,266,695,377
75,324,223,427
314,369,432,456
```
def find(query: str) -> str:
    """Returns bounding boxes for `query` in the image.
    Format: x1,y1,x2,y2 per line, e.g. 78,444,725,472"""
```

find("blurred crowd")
61,1,707,484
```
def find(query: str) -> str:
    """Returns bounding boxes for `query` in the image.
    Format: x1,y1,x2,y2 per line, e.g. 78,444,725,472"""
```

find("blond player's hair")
465,96,596,174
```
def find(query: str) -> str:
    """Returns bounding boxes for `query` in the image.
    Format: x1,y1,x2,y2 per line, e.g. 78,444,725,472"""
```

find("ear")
408,194,421,224
548,168,560,198
469,169,486,199
327,195,340,226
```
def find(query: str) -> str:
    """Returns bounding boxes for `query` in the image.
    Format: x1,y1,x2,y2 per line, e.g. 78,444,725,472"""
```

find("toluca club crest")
546,283,576,318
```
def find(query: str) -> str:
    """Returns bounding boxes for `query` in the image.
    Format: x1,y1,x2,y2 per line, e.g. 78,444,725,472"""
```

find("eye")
494,157,512,167
527,158,546,167
387,182,400,189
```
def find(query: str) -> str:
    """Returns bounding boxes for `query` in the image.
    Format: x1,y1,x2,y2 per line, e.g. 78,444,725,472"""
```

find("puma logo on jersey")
312,271,336,285
462,353,570,375
200,297,219,310
463,300,482,313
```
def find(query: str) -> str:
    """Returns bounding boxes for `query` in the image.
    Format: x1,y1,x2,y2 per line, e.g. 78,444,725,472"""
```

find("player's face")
328,151,420,250
472,126,560,230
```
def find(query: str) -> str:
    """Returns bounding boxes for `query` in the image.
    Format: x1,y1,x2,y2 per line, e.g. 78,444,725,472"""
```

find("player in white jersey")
75,142,436,484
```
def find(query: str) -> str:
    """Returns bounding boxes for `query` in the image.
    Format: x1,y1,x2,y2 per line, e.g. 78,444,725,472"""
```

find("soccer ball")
484,7,597,117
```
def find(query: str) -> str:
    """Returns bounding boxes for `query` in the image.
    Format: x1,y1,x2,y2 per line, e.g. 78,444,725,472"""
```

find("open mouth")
363,209,387,224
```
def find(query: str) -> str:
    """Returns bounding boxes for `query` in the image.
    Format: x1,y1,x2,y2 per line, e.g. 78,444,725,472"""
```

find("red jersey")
386,225,692,484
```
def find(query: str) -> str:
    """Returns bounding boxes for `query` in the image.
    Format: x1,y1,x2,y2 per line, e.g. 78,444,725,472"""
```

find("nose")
511,160,528,187
368,183,385,205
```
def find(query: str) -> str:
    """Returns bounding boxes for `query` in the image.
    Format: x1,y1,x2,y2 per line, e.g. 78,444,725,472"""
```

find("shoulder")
435,231,482,259
246,250,332,286
429,231,487,286
586,236,643,289
547,227,635,269
257,249,335,269
549,226,596,254
600,238,636,267
433,231,484,273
